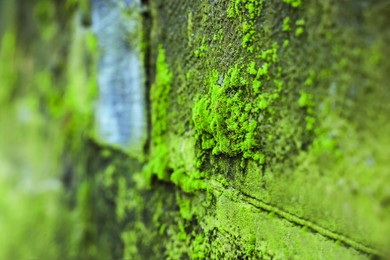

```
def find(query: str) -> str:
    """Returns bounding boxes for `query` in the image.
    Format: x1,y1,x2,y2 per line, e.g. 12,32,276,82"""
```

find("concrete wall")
2,0,390,259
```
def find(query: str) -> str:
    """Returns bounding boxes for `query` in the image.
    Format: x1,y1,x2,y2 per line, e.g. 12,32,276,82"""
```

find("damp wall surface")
138,0,390,258
1,0,390,259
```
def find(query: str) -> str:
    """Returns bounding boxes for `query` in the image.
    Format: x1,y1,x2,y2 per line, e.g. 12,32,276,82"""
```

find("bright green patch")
282,17,291,32
283,0,302,8
145,45,173,183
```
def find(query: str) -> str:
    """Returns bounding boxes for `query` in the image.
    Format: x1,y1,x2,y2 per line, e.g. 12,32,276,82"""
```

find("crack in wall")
207,179,383,258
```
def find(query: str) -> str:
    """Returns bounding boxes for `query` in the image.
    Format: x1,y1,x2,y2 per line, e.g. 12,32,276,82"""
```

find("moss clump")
227,0,263,20
227,0,263,52
193,67,264,166
192,41,284,168
143,46,207,193
171,168,207,193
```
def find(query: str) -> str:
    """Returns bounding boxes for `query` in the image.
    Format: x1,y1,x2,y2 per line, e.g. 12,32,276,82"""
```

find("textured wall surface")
135,0,390,258
2,0,390,259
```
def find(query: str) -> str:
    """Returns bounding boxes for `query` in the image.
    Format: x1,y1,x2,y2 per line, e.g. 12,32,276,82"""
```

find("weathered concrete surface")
137,0,390,258
2,0,390,259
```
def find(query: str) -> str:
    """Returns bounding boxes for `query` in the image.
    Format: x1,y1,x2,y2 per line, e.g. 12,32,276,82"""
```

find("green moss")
171,168,207,193
298,90,312,108
298,90,316,130
116,176,127,221
187,11,193,47
304,68,316,87
295,26,304,37
0,31,17,103
227,0,263,51
227,0,240,19
122,0,390,258
144,45,172,183
282,17,291,32
283,39,289,48
192,235,207,259
34,0,57,41
283,0,302,8
191,36,285,170
193,67,262,166
194,37,209,58
177,196,192,221
143,46,205,192
295,18,305,26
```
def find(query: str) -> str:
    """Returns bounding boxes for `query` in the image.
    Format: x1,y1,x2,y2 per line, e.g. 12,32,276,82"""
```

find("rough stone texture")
138,0,390,258
2,0,390,259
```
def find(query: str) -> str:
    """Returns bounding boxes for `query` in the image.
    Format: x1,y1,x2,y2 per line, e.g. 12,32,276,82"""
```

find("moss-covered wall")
138,0,390,258
2,0,390,259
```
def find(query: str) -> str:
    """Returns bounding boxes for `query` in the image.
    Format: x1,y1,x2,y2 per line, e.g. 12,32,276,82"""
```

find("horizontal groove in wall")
206,179,383,258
